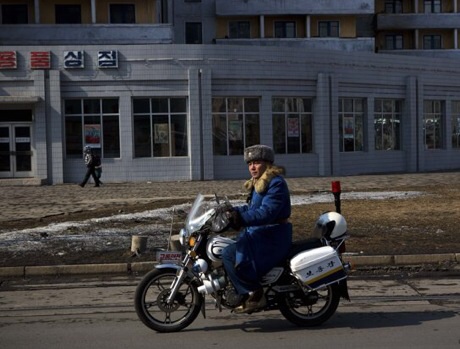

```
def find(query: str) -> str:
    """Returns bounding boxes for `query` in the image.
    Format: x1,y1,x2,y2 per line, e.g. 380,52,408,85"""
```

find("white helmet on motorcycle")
313,211,348,241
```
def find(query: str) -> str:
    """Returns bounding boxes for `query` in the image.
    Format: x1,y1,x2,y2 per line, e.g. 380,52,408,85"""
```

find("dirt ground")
1,184,459,268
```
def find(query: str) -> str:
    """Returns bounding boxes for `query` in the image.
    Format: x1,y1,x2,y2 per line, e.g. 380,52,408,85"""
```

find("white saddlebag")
290,246,346,290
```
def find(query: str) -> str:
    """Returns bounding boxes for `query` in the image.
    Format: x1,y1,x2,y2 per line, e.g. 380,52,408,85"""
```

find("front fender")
156,262,206,319
155,263,198,281
155,263,182,271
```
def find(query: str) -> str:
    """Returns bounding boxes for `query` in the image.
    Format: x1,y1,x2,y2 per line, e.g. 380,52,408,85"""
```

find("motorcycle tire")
279,283,341,327
134,268,203,333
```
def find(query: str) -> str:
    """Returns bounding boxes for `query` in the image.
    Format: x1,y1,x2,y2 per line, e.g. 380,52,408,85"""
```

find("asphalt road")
1,275,459,349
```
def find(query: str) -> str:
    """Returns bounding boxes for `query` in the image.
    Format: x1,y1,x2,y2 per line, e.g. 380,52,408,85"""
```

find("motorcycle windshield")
185,194,215,234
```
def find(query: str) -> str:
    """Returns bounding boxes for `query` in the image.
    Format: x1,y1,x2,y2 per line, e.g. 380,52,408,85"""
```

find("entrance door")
0,125,33,178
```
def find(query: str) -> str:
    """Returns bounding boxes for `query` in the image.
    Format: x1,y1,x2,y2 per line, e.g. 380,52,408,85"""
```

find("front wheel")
279,283,341,327
134,268,203,333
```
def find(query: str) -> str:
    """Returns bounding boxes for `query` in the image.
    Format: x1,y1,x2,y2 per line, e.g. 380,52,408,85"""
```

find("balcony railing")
378,49,460,58
377,13,460,30
0,24,174,45
216,0,374,16
215,37,375,52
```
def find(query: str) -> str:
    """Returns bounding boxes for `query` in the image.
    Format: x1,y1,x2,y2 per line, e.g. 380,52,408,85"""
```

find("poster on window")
344,116,354,139
229,120,242,141
84,124,101,146
154,124,169,144
287,117,299,137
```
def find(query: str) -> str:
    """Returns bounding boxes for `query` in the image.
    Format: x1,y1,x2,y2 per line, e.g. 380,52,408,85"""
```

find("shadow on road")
194,310,458,333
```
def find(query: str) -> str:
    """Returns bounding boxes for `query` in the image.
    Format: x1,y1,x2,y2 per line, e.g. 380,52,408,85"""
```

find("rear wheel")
134,268,203,333
279,283,340,327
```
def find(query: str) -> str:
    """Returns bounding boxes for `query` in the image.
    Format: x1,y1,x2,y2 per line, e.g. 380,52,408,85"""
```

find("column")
34,0,40,23
315,73,333,176
306,15,311,38
91,0,96,23
259,15,265,38
455,29,458,50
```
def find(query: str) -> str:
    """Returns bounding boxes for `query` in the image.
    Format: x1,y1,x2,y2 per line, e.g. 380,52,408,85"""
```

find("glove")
216,201,233,214
226,210,243,231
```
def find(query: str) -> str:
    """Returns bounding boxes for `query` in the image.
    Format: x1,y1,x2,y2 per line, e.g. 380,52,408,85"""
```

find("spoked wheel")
279,283,340,327
134,268,203,333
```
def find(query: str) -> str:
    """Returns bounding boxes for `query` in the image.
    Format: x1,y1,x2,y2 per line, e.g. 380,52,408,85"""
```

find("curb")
0,254,458,278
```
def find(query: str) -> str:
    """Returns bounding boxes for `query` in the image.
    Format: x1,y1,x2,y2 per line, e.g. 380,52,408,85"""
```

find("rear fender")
338,279,350,301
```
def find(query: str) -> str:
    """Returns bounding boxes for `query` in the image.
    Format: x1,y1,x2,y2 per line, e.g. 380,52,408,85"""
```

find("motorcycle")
134,193,351,333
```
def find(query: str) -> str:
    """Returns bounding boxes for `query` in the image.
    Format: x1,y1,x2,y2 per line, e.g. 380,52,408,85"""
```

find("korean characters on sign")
0,51,17,69
64,51,84,68
98,50,118,68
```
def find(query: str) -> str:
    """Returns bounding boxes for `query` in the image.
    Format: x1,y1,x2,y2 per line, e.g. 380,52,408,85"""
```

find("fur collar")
243,165,285,194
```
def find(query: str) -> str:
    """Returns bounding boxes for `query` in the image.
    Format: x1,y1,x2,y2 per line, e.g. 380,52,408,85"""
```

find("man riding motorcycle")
222,144,293,313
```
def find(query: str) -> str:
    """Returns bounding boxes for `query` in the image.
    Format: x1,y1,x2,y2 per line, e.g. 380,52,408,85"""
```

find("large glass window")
55,4,81,24
272,98,313,154
1,4,28,24
274,21,296,38
339,98,364,152
452,101,460,149
212,97,260,156
374,99,402,150
110,4,135,23
229,21,250,39
133,97,188,158
319,21,339,37
424,100,443,149
64,99,120,158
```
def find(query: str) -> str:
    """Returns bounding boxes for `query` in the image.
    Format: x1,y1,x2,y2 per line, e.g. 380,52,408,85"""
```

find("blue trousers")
222,243,260,295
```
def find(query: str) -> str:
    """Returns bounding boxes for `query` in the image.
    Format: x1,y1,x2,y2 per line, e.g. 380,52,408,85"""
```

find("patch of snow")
0,191,423,253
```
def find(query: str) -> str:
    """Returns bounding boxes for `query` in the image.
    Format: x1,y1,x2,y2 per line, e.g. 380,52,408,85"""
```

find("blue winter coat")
234,166,293,283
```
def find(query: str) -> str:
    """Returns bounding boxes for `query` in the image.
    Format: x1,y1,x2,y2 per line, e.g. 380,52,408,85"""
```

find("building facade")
0,0,459,184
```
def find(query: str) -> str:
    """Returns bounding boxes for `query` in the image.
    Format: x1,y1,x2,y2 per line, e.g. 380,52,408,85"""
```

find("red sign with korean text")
0,51,17,69
30,51,51,69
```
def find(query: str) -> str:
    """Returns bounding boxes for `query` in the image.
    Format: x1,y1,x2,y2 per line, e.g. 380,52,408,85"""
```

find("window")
64,99,120,158
133,98,188,158
339,98,364,152
272,98,313,154
212,97,260,156
374,99,402,150
452,102,460,149
1,4,28,24
55,5,81,24
424,0,441,13
423,100,443,149
274,21,296,38
385,0,403,13
319,21,339,37
186,22,202,44
423,35,441,49
385,34,403,50
110,4,135,23
229,21,250,39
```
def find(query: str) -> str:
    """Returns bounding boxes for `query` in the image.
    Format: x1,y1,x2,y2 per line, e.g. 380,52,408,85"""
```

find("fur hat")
244,144,274,163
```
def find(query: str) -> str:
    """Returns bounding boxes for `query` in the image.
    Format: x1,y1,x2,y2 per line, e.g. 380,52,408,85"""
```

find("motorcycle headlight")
179,228,190,246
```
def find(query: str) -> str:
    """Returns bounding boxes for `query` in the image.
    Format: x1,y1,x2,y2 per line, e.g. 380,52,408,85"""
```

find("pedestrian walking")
79,146,102,187
93,153,103,184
